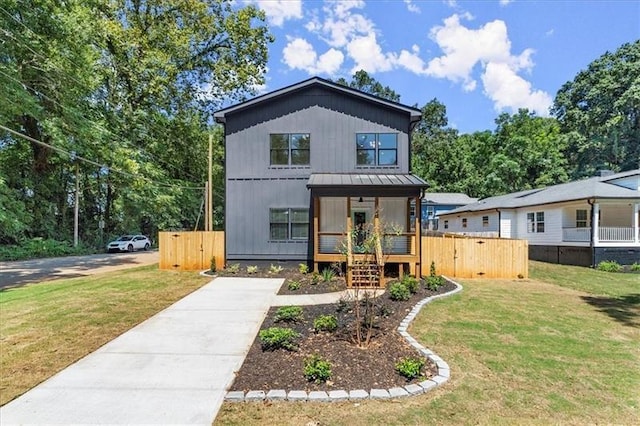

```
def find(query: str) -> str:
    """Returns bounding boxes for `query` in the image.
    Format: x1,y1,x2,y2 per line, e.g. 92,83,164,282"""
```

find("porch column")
313,197,320,273
415,196,421,278
592,203,600,244
634,203,639,243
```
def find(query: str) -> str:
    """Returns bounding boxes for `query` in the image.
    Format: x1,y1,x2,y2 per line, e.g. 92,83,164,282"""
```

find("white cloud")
318,1,373,48
282,37,344,74
482,62,551,115
244,0,302,27
404,0,421,13
499,0,514,6
346,33,396,73
426,13,551,113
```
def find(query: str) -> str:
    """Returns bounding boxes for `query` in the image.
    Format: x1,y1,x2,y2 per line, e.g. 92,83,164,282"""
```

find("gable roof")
443,169,640,215
214,76,422,123
422,192,478,205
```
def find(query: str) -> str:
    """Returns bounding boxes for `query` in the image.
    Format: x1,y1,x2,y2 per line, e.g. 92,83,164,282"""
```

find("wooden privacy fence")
421,235,528,279
159,231,225,271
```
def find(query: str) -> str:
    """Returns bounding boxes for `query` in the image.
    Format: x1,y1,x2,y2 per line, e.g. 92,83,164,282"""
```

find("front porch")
561,202,640,246
307,174,427,287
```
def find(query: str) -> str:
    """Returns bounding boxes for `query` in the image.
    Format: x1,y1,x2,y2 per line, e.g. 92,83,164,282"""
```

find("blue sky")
242,0,639,133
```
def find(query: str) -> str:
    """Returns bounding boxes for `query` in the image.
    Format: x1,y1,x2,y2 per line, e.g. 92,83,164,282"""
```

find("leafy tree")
335,70,401,102
552,40,640,178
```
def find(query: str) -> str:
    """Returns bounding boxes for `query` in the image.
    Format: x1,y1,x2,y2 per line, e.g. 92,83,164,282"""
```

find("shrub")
259,327,300,351
395,357,425,380
401,275,419,294
287,280,301,291
429,261,437,277
226,263,240,274
631,263,640,272
335,294,350,312
313,314,338,332
389,282,410,301
321,268,335,282
246,265,258,274
597,260,622,273
269,264,284,274
210,256,217,273
310,272,321,285
274,306,304,323
425,275,445,291
298,263,309,274
303,354,332,383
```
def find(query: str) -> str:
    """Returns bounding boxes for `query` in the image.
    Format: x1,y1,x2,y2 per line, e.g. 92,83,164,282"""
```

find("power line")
0,124,205,190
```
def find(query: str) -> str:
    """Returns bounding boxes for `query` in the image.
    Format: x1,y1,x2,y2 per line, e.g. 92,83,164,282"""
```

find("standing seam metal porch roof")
307,173,428,197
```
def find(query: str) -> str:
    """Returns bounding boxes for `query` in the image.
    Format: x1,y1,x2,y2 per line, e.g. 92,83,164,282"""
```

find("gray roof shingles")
444,169,640,214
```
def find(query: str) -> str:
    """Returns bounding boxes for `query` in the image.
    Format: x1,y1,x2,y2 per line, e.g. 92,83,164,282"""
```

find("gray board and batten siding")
216,78,421,261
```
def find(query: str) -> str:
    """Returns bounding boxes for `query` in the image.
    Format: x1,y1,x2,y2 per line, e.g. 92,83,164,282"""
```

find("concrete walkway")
0,277,283,425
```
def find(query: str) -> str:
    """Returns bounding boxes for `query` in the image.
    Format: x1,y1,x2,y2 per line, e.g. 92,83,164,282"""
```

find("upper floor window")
270,134,310,166
527,211,545,233
356,133,397,166
576,209,588,228
270,208,309,240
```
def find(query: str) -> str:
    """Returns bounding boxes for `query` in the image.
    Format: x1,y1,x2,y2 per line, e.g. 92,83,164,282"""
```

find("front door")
353,211,367,248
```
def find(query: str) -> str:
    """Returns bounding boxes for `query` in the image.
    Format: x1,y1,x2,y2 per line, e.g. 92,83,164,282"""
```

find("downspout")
588,198,595,267
496,209,501,238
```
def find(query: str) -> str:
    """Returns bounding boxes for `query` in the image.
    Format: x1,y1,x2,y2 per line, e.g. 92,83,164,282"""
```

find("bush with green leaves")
287,280,301,291
226,263,240,274
0,238,93,261
395,357,425,380
597,260,622,273
313,314,338,332
298,263,309,274
631,263,640,272
209,256,217,273
269,264,284,274
321,267,335,282
310,272,321,285
246,265,258,274
425,275,445,291
389,282,411,301
274,305,304,323
401,275,419,294
303,354,332,383
259,327,300,351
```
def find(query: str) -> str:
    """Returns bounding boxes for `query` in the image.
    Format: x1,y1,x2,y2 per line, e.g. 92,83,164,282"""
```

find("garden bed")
229,278,457,393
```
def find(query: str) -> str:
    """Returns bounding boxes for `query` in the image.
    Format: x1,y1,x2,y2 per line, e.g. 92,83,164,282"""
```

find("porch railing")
562,227,591,242
317,232,415,255
599,227,634,242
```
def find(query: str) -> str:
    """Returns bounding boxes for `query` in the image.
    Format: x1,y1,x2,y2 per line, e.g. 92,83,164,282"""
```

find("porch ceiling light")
358,197,363,202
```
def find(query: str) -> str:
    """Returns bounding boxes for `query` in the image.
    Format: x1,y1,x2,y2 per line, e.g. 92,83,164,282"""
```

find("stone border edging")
225,277,463,403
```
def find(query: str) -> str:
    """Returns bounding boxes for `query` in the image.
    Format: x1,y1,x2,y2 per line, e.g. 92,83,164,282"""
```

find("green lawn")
0,265,210,405
216,261,639,425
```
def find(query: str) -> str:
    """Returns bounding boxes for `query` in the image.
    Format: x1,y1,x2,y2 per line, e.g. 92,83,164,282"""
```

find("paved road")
0,251,160,289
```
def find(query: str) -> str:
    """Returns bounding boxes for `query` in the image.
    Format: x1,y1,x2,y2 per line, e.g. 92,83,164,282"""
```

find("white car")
106,235,151,253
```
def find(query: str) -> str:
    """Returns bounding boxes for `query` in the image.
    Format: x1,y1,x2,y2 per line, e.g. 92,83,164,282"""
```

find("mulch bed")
230,278,457,393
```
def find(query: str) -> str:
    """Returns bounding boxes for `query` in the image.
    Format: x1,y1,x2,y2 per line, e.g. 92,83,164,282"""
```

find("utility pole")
74,162,79,247
208,133,213,231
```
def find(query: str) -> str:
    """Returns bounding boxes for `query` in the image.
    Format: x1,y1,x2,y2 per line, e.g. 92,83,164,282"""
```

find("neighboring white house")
421,193,478,232
439,169,640,266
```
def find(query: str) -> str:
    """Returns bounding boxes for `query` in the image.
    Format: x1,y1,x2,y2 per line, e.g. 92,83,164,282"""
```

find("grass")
0,265,209,405
215,261,640,425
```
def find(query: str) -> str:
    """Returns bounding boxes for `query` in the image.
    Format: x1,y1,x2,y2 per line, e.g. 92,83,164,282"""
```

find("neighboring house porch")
561,201,640,246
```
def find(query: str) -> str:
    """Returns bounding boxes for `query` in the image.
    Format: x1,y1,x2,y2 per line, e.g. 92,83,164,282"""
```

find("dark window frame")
576,209,588,228
269,208,309,241
356,133,398,166
270,133,310,166
482,216,489,227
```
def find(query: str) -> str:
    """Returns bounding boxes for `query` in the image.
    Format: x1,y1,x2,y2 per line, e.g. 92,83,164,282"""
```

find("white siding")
440,211,498,236
515,207,563,244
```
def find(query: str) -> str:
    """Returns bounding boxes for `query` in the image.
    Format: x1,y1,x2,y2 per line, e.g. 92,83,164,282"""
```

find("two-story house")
214,77,427,285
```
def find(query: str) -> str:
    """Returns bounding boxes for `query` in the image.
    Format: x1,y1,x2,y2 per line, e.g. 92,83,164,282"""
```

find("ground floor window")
527,211,545,233
270,208,309,240
576,209,588,228
482,216,489,227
